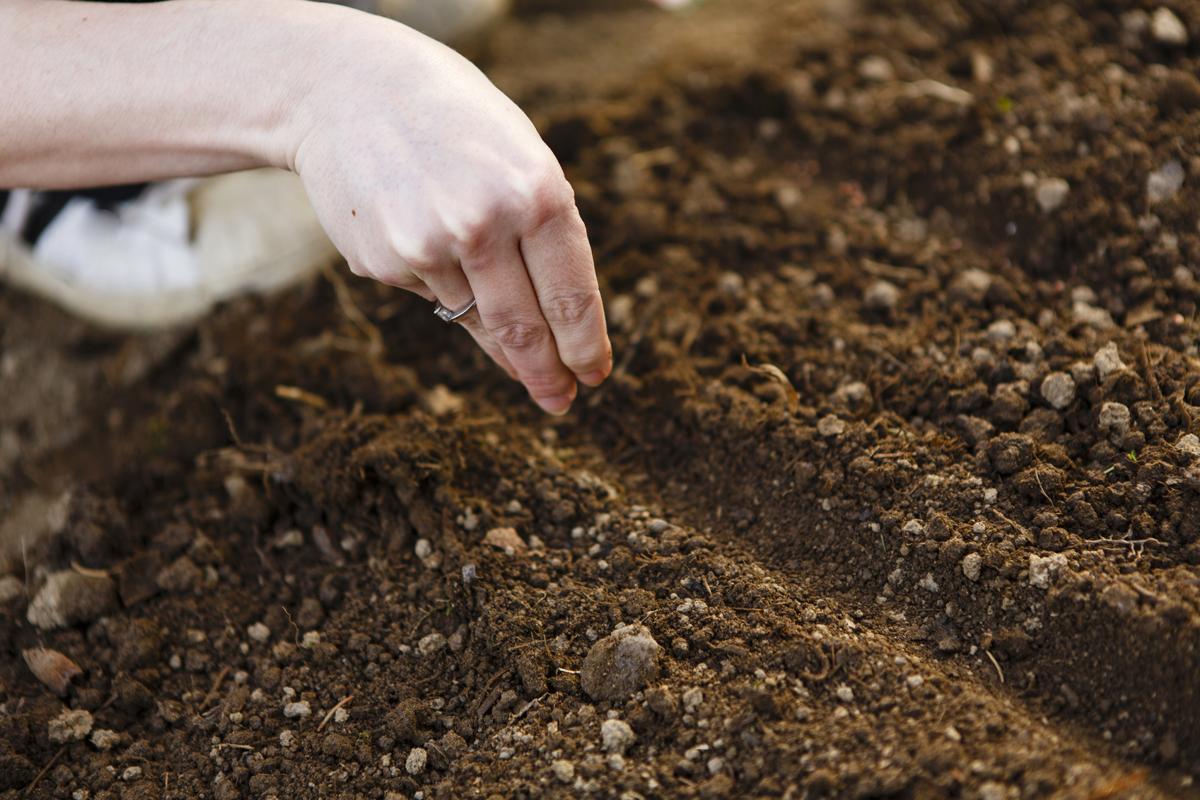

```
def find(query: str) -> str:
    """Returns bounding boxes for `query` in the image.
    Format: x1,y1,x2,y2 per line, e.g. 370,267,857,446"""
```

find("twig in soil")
275,384,329,410
70,561,110,578
318,695,354,731
555,668,580,675
215,743,254,751
1137,339,1165,405
510,693,548,723
989,507,1032,541
984,650,1004,684
323,264,384,360
1086,769,1148,800
281,606,301,645
200,666,231,712
23,745,65,797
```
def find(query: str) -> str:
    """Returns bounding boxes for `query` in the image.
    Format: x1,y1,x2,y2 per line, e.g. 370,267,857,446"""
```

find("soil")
3,0,1200,798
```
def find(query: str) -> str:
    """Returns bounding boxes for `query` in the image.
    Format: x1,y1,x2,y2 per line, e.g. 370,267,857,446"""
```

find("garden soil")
3,0,1200,797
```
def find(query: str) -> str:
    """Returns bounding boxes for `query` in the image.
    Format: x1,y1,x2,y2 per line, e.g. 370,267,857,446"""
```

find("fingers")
409,259,519,381
462,242,578,415
520,205,612,387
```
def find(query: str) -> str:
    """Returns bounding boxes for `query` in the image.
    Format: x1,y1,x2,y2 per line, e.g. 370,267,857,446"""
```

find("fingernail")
580,369,609,387
537,394,574,415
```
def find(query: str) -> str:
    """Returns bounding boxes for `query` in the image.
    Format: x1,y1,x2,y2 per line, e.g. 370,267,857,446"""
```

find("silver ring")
433,297,477,323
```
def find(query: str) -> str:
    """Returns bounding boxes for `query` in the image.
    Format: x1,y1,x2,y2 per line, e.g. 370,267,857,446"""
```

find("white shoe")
0,170,336,329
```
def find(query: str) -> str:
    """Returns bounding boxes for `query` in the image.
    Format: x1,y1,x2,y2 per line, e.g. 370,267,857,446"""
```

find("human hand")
288,12,611,414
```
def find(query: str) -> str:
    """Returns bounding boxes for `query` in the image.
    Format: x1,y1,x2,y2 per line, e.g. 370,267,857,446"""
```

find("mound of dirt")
2,0,1199,798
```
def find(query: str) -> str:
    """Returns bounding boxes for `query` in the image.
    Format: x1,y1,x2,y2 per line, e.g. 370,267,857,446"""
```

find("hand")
288,15,611,414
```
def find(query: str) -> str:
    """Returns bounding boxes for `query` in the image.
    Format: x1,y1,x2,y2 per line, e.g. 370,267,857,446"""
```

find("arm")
0,0,612,414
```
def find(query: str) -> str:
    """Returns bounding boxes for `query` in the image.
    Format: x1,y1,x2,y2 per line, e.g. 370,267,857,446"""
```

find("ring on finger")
433,296,477,323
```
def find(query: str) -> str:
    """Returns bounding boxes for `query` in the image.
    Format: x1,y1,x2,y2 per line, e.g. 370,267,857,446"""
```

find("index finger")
520,204,612,386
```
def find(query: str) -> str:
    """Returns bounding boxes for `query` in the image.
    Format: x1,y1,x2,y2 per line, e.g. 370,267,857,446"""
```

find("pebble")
48,708,94,744
283,701,312,720
122,767,142,781
483,526,526,553
1035,177,1070,213
247,622,271,643
405,747,428,775
817,415,847,437
863,280,901,311
418,632,447,656
0,574,22,604
279,730,297,749
986,319,1016,344
22,647,83,696
1151,7,1189,45
1147,160,1185,204
858,55,895,82
1176,434,1200,456
902,519,925,535
1040,372,1076,410
1029,553,1069,589
552,760,576,783
90,729,121,751
950,269,993,305
414,538,432,560
1098,402,1132,438
27,571,118,630
1093,343,1127,381
835,685,855,703
682,686,704,713
1072,301,1115,329
600,719,636,754
580,624,661,702
961,552,983,582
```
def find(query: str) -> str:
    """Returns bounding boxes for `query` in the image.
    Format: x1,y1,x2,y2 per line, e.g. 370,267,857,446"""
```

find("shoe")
0,0,511,329
0,171,336,329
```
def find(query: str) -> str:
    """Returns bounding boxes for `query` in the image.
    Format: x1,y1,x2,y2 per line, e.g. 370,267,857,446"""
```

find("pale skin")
0,0,613,415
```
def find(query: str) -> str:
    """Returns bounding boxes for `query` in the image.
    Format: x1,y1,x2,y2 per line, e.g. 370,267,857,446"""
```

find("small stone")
1040,372,1076,410
405,747,428,775
48,709,93,744
1072,301,1115,329
600,719,636,754
1098,402,1132,438
919,573,940,593
279,730,297,749
1147,160,1185,204
0,574,22,604
483,527,526,553
1035,177,1070,213
414,538,432,560
122,766,142,781
580,624,661,702
682,686,703,713
421,384,464,417
90,729,121,751
1175,434,1200,456
902,519,925,535
835,685,855,702
858,55,895,81
949,269,993,305
986,319,1016,344
247,622,271,643
817,415,847,437
1029,553,1068,589
22,647,83,696
551,759,576,783
978,782,1008,800
961,552,983,582
156,555,202,593
863,280,901,311
283,701,312,720
1151,7,1188,45
418,632,447,656
1093,343,1127,381
27,571,118,630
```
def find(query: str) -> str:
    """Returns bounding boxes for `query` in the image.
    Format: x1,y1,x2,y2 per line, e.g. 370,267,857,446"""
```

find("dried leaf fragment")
22,647,83,696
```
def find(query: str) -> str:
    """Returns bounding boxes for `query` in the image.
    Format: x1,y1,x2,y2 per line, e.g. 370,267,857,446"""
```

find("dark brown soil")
4,1,1200,798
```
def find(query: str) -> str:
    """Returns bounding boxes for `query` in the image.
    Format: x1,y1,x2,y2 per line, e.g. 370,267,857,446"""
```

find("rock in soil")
580,624,662,702
26,570,117,630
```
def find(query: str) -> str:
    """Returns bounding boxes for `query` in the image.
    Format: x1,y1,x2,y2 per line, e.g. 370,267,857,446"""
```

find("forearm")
0,0,348,189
